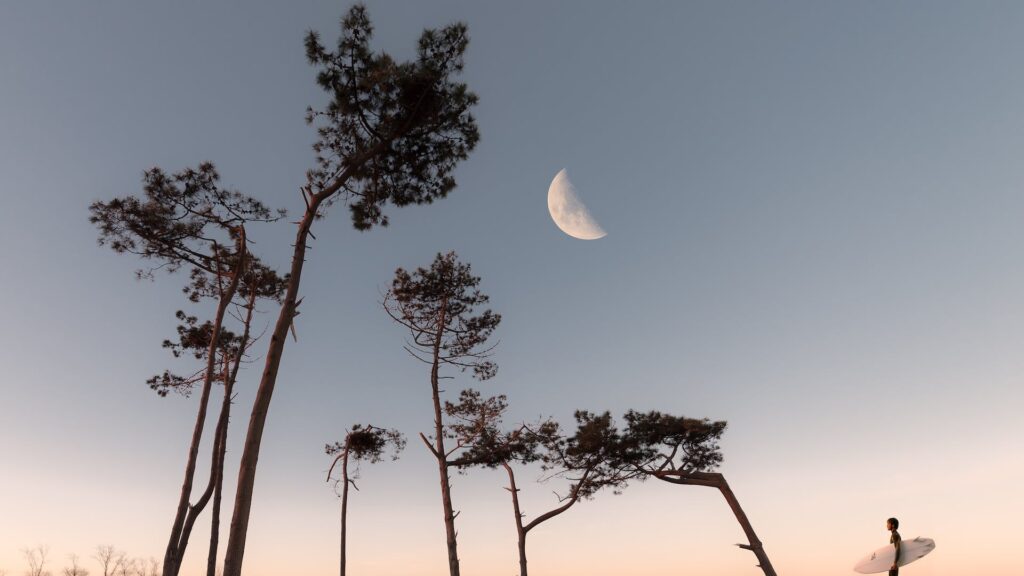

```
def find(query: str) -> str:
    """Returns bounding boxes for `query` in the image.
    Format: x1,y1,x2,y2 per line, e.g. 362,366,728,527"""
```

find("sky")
2,1,1023,575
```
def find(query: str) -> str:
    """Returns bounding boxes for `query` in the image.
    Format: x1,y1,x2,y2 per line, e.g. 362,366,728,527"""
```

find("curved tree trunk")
654,471,778,576
221,149,384,576
222,195,324,576
504,466,591,576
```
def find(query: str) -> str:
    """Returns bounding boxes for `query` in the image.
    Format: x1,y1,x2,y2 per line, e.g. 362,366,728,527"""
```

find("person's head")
887,517,899,531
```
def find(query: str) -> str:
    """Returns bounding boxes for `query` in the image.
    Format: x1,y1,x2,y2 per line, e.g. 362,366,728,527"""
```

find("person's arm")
891,534,901,569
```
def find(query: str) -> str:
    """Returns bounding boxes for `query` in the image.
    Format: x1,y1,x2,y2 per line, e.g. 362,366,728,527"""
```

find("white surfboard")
853,536,935,574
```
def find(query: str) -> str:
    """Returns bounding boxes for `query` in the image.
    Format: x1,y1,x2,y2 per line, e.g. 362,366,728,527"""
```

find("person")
887,517,902,576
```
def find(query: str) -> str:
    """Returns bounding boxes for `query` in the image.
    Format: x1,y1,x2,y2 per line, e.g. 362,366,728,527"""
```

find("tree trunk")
340,449,350,576
504,466,592,576
163,232,247,576
207,289,254,576
655,471,778,576
435,448,460,576
428,300,460,576
521,468,589,536
502,462,528,576
204,356,229,576
205,406,227,576
222,196,323,576
171,343,235,575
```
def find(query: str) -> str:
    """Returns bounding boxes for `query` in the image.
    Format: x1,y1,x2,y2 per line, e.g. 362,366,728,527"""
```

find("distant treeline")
11,544,162,576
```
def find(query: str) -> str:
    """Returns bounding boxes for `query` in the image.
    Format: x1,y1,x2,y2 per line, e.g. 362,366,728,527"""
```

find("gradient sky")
2,2,1023,575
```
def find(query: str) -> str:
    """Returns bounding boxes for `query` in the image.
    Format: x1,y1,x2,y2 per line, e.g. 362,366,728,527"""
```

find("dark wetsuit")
889,529,902,576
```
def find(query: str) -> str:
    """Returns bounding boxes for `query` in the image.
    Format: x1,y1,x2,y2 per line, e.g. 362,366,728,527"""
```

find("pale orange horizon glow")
4,432,1020,575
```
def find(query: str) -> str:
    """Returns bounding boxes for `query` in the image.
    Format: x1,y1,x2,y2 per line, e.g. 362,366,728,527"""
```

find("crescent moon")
547,169,607,240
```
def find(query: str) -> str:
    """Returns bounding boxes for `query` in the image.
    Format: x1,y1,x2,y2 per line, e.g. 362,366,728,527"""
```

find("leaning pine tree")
622,411,778,576
221,6,480,575
383,251,501,576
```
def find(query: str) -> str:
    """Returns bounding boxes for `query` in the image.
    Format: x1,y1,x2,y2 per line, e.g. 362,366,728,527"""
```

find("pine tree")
222,8,480,573
383,252,500,576
325,425,405,576
89,163,281,576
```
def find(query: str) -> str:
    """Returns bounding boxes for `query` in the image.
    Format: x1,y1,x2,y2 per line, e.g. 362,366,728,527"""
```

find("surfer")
853,519,932,574
887,517,902,575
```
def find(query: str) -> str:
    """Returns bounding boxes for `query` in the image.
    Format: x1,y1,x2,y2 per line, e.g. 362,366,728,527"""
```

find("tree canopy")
303,4,479,229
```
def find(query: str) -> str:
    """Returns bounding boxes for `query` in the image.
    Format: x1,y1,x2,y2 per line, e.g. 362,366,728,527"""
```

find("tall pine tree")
383,252,500,576
216,7,481,574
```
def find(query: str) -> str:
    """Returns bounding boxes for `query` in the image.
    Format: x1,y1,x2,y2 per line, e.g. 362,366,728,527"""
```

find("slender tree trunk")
428,300,461,576
222,194,326,576
340,449,350,576
163,232,247,576
433,423,460,576
206,405,227,576
204,356,230,576
207,289,255,576
501,462,528,576
655,472,778,576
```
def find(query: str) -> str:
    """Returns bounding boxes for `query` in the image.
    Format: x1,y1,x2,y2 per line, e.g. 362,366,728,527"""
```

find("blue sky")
2,2,1023,575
